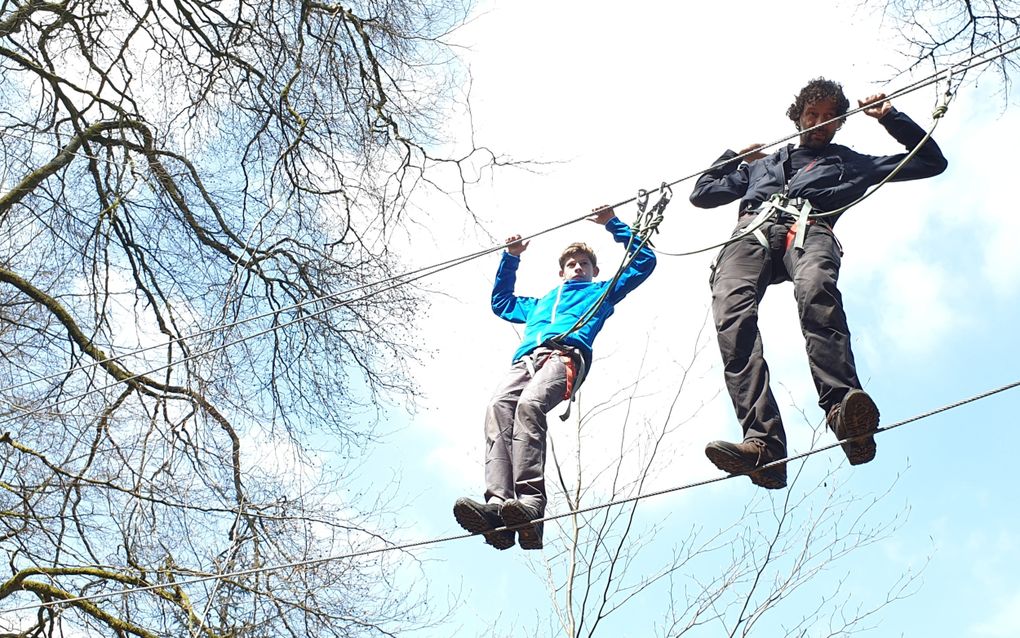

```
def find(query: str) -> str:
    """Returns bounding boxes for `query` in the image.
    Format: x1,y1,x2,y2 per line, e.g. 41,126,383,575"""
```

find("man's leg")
786,226,878,464
786,226,858,410
710,233,788,462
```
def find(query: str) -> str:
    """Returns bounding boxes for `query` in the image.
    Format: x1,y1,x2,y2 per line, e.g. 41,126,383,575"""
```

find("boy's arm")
491,249,537,323
601,215,656,303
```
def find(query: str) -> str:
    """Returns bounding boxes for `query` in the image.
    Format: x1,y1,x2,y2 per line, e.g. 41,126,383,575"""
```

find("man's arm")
861,93,948,182
491,235,536,323
689,148,754,209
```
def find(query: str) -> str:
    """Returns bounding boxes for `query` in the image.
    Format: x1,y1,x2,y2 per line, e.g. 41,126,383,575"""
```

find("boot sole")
838,390,879,466
500,501,543,550
453,499,514,550
749,466,787,490
705,444,787,489
704,445,755,476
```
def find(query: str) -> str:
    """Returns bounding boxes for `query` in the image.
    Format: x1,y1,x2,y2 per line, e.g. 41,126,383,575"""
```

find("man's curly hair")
786,78,850,130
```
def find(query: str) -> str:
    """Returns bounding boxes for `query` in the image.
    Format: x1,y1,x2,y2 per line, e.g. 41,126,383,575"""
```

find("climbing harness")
522,344,586,404
519,343,587,422
738,193,816,251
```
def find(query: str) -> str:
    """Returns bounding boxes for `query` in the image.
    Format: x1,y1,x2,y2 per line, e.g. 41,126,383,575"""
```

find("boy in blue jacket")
454,205,656,550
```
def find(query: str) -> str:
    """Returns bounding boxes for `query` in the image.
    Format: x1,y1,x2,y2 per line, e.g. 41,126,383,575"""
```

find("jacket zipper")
540,283,565,346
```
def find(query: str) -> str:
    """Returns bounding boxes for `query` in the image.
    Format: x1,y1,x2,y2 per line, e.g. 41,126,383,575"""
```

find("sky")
355,1,1020,636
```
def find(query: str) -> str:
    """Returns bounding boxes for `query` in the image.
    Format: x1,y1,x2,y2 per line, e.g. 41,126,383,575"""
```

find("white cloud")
970,589,1020,637
873,256,958,354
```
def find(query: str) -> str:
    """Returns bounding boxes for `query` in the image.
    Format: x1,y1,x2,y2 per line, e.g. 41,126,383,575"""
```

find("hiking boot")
500,499,544,550
704,439,787,489
453,498,514,550
827,389,879,466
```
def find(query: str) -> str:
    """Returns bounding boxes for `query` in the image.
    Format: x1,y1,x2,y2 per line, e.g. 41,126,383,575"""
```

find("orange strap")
785,220,815,251
560,354,577,401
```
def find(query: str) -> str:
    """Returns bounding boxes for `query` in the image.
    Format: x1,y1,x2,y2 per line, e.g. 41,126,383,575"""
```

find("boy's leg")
483,361,530,505
511,348,569,512
503,348,569,550
454,362,530,551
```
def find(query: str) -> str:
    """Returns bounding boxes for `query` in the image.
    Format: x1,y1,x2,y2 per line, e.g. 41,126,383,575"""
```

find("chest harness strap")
787,197,814,251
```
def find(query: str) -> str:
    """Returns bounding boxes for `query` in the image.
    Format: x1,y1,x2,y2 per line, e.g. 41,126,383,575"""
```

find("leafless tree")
657,448,922,637
527,320,924,637
0,0,498,635
868,0,1020,93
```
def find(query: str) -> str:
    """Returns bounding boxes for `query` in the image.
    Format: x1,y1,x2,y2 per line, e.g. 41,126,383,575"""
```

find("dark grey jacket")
689,109,948,226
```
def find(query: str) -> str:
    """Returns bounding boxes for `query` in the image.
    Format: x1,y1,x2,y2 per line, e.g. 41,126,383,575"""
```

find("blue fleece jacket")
490,217,656,370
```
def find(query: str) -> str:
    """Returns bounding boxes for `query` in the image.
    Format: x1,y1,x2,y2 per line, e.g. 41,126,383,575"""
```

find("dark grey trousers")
483,347,570,512
710,219,860,458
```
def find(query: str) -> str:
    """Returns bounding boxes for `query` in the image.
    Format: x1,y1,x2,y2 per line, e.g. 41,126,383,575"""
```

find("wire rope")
5,35,1016,407
2,375,1017,615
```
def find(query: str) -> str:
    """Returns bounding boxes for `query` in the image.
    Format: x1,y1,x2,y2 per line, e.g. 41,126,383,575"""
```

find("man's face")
798,97,843,149
560,254,598,283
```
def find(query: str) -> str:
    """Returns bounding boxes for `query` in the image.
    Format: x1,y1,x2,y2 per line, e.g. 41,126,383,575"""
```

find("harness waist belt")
744,194,816,251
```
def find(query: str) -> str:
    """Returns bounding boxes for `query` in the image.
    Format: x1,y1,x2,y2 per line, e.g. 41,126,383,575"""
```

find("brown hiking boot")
827,389,880,466
453,498,515,550
499,499,544,550
704,439,787,489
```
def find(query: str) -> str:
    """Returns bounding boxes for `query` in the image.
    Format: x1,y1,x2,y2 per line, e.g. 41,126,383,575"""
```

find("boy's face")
559,253,598,283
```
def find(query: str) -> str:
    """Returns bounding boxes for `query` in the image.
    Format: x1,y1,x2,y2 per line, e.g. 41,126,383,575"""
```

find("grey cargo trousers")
710,217,861,459
483,346,571,512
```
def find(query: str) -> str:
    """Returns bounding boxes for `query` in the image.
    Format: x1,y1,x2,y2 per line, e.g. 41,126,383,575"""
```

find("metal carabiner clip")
636,188,650,214
654,181,673,210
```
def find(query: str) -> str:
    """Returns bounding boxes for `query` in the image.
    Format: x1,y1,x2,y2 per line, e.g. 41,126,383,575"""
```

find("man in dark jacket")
689,77,947,489
453,205,656,550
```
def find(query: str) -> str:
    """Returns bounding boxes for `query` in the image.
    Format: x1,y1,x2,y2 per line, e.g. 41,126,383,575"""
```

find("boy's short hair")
559,242,597,269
